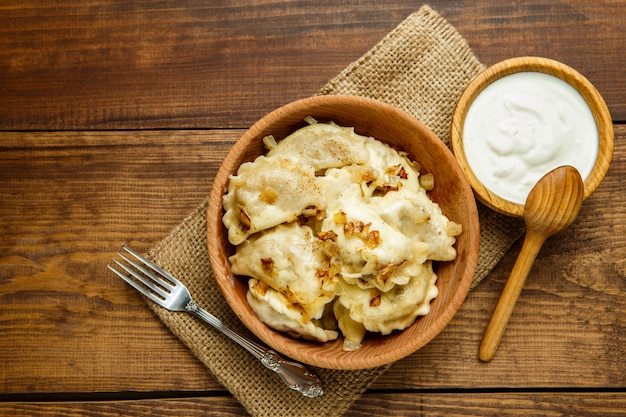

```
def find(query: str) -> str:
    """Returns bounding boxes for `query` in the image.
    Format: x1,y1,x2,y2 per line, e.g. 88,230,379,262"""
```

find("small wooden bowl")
207,95,480,370
451,56,614,217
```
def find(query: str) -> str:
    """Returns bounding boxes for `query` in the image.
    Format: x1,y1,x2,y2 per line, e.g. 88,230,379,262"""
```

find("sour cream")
463,71,598,205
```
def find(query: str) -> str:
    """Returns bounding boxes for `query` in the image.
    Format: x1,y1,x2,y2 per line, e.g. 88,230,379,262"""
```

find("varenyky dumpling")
267,121,370,171
333,301,366,351
222,156,323,245
375,183,461,262
335,261,438,336
247,279,339,342
223,120,461,350
357,136,423,196
228,222,336,321
319,184,430,293
360,136,462,261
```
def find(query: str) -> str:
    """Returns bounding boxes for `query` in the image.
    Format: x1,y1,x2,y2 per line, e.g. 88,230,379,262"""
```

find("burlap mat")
145,5,525,416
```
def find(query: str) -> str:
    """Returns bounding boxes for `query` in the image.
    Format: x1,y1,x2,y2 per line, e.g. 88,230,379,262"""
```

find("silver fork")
108,245,323,398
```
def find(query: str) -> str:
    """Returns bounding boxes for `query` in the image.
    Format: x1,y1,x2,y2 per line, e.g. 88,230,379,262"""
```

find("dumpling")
320,184,429,293
333,300,366,351
358,136,423,197
318,165,358,202
267,121,370,172
403,202,460,261
222,156,324,245
375,187,460,261
229,222,336,321
247,280,338,342
335,261,439,335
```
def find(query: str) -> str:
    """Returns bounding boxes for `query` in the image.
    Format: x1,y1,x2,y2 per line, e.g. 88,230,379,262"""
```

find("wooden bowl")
207,95,480,370
451,56,614,217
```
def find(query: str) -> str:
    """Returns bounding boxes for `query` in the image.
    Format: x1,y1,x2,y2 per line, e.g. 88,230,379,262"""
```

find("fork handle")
185,301,323,398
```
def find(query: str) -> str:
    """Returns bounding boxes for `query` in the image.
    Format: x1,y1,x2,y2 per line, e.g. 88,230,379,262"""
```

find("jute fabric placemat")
145,5,525,416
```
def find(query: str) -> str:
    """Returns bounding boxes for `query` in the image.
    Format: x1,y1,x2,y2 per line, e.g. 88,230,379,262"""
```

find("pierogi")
222,120,461,351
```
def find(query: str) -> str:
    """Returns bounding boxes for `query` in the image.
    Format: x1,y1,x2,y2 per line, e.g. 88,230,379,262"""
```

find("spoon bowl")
524,166,585,235
479,165,584,362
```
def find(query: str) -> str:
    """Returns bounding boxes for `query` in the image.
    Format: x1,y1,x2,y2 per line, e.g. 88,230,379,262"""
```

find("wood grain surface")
1,1,625,129
1,1,625,415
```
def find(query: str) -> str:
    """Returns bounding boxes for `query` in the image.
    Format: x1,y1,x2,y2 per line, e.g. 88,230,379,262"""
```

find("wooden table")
1,1,625,415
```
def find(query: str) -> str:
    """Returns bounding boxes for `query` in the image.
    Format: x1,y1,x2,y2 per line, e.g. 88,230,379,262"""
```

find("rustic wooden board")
0,1,624,130
1,127,624,397
1,392,626,416
2,3,625,413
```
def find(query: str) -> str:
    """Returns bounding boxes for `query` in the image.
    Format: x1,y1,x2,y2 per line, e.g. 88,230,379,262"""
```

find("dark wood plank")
1,1,624,130
1,392,626,416
0,130,236,392
354,392,626,416
1,126,624,394
0,397,249,417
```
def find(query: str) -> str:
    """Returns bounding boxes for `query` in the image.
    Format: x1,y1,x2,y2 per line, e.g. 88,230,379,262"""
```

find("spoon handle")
479,231,547,362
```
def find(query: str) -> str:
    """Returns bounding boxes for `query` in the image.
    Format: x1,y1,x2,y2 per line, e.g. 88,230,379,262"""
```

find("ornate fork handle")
186,300,323,398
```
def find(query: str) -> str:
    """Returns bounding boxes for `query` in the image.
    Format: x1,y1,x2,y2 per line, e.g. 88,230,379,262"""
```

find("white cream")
463,71,598,205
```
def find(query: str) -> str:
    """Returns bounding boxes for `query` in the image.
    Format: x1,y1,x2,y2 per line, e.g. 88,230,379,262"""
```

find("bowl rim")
450,56,614,217
207,94,480,369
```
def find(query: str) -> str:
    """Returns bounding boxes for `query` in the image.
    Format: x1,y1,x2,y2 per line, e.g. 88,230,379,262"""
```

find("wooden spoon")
479,165,585,362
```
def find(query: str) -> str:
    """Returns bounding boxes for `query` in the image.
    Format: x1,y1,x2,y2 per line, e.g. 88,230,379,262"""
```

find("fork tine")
107,263,168,306
121,245,179,285
112,257,172,300
111,258,171,298
117,252,174,292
